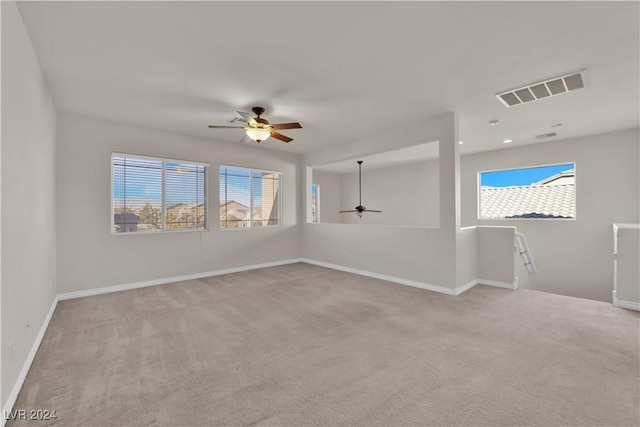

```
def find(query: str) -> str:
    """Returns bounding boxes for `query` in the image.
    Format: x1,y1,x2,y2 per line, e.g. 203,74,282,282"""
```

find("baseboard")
56,257,518,302
300,258,515,296
478,278,519,290
613,291,640,311
301,258,462,295
2,297,58,427
456,279,479,295
58,258,304,301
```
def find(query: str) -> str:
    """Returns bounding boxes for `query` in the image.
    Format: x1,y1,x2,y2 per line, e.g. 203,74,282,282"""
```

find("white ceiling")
314,140,439,174
16,1,639,158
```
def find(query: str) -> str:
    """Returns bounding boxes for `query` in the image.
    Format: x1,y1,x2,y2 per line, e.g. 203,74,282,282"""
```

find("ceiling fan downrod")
358,160,363,209
338,160,382,217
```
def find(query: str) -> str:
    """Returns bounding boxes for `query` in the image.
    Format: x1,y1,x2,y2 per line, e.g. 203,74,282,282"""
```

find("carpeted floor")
7,263,640,426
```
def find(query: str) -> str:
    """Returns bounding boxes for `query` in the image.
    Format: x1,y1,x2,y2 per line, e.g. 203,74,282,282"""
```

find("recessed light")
459,141,464,145
489,120,500,126
551,123,563,127
502,139,513,144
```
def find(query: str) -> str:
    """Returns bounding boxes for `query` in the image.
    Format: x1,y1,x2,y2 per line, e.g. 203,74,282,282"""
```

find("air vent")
535,132,557,140
496,71,585,108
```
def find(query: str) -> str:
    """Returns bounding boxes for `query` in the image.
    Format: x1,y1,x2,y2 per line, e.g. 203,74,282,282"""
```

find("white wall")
613,225,639,306
56,113,301,294
302,113,470,289
312,171,341,224
1,1,57,410
461,128,640,302
477,226,515,285
457,227,478,287
338,160,439,227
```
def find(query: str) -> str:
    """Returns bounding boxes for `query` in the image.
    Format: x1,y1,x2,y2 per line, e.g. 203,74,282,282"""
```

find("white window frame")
219,165,283,230
477,161,576,221
111,152,209,234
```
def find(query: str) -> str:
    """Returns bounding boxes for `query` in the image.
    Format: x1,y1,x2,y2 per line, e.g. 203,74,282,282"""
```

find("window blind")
112,154,208,233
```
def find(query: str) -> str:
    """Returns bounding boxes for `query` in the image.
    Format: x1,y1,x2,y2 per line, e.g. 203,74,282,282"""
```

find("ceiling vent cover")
496,71,585,108
535,132,557,140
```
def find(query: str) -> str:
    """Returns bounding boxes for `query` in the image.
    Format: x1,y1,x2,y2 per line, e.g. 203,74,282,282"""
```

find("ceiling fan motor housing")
251,106,266,117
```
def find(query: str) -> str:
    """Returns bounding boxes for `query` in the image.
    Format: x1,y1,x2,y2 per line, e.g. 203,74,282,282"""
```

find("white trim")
456,279,479,295
478,278,518,290
2,297,58,427
613,223,640,230
301,258,459,295
57,259,304,300
477,161,576,221
219,166,283,229
612,291,640,312
111,153,209,234
42,261,517,367
57,257,520,302
613,223,640,255
299,259,515,296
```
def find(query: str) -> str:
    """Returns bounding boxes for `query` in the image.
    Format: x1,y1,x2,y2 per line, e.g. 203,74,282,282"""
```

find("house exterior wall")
461,128,640,302
56,113,301,294
1,1,57,410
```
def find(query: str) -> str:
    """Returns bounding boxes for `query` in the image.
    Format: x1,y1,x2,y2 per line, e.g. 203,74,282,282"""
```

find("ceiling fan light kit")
245,127,271,142
208,106,302,144
339,160,382,218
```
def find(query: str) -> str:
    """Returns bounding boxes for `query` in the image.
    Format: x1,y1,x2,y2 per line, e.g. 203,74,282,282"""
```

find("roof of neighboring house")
481,184,575,219
534,168,575,185
167,202,205,211
114,213,140,223
220,200,248,210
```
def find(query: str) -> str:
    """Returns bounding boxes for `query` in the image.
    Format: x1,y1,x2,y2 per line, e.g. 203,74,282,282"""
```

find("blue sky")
113,158,205,207
114,161,275,210
480,163,574,187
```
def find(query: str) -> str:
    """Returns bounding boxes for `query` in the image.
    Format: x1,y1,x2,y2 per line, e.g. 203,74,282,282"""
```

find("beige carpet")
8,263,640,426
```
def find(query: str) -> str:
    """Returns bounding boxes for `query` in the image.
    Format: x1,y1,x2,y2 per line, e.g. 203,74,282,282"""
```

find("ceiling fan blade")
270,122,302,130
339,210,358,213
364,209,382,213
237,111,257,126
270,131,293,143
208,125,245,129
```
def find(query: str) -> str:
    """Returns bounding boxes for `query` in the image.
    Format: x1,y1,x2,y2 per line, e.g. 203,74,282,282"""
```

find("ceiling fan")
208,106,302,143
339,160,382,217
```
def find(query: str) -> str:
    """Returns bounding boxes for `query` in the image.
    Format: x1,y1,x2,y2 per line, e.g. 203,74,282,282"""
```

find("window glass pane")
479,163,575,219
253,171,280,227
112,156,162,233
311,184,319,223
219,166,281,229
219,167,251,228
112,154,208,233
165,162,207,231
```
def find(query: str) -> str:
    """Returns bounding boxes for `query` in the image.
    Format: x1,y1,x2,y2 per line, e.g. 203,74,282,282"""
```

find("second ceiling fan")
208,107,302,143
339,160,382,217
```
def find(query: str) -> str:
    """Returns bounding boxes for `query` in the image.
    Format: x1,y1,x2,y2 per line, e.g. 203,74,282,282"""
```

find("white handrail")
515,232,537,274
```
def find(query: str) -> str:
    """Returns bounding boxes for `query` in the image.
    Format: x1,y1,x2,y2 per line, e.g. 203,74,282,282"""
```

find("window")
479,163,575,219
219,166,282,228
112,153,208,233
311,184,320,223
